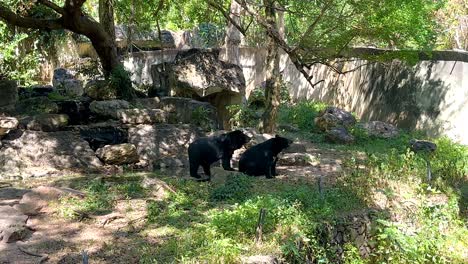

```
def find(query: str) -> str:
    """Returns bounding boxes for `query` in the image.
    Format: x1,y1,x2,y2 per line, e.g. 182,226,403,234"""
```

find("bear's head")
221,130,251,150
271,135,293,154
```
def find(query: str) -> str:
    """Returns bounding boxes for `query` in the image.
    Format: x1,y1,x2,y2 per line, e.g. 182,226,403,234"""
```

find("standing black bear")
239,135,292,178
188,130,251,180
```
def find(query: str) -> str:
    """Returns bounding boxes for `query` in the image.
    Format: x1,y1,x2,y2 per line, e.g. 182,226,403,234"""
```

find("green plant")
226,104,260,128
192,106,214,131
278,101,328,132
210,174,253,202
110,64,134,100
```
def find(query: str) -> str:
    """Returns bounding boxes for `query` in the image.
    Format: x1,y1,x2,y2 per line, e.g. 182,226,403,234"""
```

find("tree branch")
38,0,65,15
0,4,63,30
207,0,247,35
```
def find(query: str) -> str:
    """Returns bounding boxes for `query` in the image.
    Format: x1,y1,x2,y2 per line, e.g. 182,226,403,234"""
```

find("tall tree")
260,0,281,133
0,0,133,98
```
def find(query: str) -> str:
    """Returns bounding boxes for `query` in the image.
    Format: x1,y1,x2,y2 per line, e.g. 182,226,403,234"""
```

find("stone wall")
123,48,468,144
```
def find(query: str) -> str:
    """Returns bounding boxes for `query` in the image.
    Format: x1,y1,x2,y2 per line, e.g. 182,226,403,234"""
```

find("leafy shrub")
278,101,328,132
226,104,261,128
210,174,253,202
110,64,134,100
192,106,215,131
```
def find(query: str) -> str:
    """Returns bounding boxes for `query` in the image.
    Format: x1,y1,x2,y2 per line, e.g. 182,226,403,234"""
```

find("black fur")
188,130,251,180
239,135,292,178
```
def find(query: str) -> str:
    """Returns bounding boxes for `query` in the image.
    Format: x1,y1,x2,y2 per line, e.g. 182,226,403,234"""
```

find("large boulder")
95,143,139,165
151,49,246,127
117,108,167,124
315,106,356,131
128,124,203,169
359,121,399,139
326,127,355,144
78,124,128,151
0,117,18,138
167,49,245,97
89,99,130,119
20,114,69,132
0,80,18,113
53,68,84,97
0,130,102,179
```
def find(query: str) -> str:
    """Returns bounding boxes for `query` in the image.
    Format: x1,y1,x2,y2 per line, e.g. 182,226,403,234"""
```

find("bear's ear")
219,134,230,144
275,135,279,138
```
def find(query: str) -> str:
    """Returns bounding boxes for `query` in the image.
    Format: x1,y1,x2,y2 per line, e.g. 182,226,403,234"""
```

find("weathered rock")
95,143,139,165
133,97,161,109
117,108,167,124
409,139,437,153
84,79,116,100
0,80,18,112
56,99,92,125
128,124,203,169
0,117,18,138
0,206,29,243
315,106,356,131
20,114,69,132
78,125,128,151
0,130,102,179
359,121,399,138
141,176,174,200
90,100,130,119
53,68,84,97
241,255,279,264
326,127,355,144
15,96,59,115
278,153,319,166
151,49,245,127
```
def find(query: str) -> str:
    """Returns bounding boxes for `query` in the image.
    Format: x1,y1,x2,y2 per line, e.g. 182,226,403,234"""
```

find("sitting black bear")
188,130,251,180
239,135,292,178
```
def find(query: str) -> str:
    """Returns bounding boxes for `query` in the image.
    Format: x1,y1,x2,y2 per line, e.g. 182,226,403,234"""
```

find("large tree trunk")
261,0,282,133
99,0,116,43
0,1,133,98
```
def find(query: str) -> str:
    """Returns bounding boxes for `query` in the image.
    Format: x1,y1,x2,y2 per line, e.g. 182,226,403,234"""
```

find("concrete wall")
123,48,468,144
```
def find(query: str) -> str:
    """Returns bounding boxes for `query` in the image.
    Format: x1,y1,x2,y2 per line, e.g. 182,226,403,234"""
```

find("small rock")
326,127,355,144
409,139,437,153
21,114,69,132
241,255,278,264
359,121,399,138
0,117,18,137
117,108,167,124
95,143,140,165
90,100,130,119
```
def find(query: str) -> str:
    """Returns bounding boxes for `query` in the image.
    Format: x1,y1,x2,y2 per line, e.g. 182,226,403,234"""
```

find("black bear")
188,130,251,180
239,135,292,178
